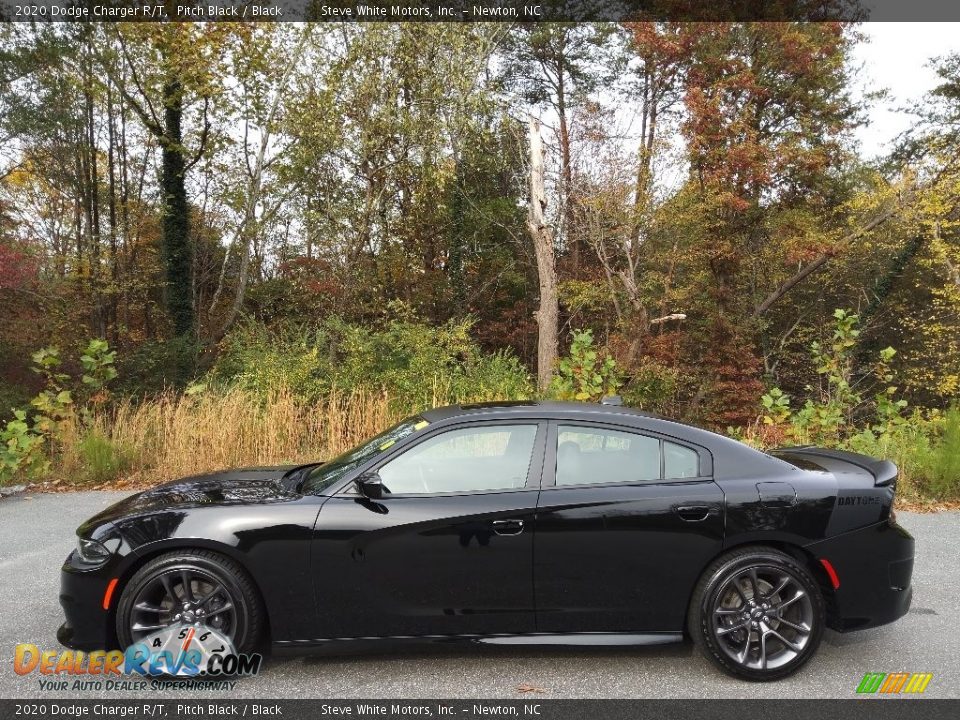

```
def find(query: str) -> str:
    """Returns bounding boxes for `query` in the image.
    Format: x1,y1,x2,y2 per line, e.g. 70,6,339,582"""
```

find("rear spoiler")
775,446,898,486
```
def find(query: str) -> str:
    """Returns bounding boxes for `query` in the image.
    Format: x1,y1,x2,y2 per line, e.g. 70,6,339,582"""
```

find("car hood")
79,466,300,532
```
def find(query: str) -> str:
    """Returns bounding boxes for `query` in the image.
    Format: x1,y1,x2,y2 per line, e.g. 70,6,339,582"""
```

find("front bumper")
58,549,120,650
806,519,915,632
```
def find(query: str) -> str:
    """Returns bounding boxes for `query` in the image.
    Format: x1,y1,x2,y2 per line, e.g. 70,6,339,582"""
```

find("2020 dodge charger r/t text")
58,400,914,681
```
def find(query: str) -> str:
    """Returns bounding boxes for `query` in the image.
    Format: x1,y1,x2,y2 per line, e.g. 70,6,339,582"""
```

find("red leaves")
0,243,39,291
681,23,853,205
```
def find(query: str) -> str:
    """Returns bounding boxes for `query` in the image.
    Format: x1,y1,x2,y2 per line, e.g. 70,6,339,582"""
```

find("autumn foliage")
1,23,960,497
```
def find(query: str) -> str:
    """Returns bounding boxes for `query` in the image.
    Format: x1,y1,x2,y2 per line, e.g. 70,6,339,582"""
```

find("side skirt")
272,632,683,655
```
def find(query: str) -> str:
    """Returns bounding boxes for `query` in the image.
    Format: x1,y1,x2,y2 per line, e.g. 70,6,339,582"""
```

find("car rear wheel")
116,550,263,653
688,547,825,681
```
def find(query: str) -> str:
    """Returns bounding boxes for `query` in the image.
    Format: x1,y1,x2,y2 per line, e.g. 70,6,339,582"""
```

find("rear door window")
555,425,703,485
556,426,660,485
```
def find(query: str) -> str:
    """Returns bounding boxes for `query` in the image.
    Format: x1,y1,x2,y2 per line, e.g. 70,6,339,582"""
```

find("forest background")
2,22,959,504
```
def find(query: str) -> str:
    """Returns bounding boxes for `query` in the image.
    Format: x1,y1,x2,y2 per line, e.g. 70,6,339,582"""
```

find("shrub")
760,310,907,446
74,429,132,485
914,406,960,499
0,409,47,481
0,340,119,485
212,316,533,412
548,329,622,402
620,358,680,413
115,336,202,395
744,310,960,502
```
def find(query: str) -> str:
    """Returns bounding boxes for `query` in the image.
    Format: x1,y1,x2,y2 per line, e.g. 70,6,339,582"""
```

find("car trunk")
770,446,897,487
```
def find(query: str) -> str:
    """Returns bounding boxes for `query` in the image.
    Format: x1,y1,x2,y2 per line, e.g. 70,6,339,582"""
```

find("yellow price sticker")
414,420,429,430
379,439,396,450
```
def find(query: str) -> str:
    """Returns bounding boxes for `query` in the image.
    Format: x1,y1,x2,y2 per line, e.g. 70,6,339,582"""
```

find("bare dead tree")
527,117,558,393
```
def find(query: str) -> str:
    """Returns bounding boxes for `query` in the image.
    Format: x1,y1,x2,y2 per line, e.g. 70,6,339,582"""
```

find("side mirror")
355,471,385,500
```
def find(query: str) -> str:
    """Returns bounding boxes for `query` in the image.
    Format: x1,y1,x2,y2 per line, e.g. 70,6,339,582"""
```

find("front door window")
378,424,538,494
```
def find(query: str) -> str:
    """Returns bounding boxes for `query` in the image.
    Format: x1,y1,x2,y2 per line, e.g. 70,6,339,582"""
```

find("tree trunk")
448,154,467,309
631,67,658,250
527,118,558,394
160,76,193,338
212,29,309,341
106,77,119,342
84,40,105,338
557,76,577,272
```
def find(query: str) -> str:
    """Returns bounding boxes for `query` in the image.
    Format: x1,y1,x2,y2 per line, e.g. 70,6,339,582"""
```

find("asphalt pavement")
0,491,956,699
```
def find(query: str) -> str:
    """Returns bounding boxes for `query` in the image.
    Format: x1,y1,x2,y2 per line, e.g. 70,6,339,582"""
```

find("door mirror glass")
356,471,385,499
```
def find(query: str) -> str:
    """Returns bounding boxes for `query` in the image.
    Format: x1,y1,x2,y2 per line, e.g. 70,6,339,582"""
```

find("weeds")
47,383,517,487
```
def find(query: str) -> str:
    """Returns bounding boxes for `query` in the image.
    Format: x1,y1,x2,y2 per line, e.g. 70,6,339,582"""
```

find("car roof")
420,400,662,423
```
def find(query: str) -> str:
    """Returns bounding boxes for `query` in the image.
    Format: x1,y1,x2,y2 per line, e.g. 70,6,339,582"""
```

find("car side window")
664,441,699,479
378,424,538,495
556,426,660,485
555,426,702,485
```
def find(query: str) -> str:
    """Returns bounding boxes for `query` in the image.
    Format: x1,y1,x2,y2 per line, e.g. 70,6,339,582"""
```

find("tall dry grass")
54,382,515,487
56,387,404,486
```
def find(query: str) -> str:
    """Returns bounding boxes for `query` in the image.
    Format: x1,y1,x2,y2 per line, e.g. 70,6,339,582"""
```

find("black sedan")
58,400,914,681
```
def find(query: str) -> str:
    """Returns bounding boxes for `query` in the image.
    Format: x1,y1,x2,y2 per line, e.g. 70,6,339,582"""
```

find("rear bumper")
805,519,914,632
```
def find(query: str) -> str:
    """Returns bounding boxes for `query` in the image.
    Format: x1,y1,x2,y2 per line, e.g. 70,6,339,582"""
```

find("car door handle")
492,519,525,536
674,505,713,522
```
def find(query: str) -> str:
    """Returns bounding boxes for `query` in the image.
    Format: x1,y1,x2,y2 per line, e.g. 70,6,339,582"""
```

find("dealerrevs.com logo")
15,623,261,692
856,672,933,695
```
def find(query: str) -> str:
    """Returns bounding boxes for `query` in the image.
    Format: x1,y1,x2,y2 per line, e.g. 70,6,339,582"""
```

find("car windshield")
301,416,427,494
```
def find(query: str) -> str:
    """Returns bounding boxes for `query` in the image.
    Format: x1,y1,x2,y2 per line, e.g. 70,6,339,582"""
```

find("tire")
687,546,825,681
116,549,264,653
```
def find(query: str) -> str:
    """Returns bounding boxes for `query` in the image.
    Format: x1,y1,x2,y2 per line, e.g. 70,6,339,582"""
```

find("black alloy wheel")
689,547,825,681
116,550,263,652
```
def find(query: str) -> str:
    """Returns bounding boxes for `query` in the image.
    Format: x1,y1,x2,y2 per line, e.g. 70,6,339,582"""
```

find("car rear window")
769,452,828,472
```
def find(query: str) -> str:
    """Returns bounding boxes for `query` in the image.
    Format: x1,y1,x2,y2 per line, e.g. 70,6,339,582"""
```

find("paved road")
0,491,956,699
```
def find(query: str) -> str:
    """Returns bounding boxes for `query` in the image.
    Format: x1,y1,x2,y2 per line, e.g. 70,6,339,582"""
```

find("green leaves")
1,408,48,481
1,339,119,485
212,316,533,413
79,338,118,390
548,329,623,403
760,388,791,425
759,309,908,447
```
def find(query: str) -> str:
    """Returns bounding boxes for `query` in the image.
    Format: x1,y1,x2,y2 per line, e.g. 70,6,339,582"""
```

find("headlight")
76,537,111,566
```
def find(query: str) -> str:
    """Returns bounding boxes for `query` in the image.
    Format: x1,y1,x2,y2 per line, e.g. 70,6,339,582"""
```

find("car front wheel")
688,547,825,681
115,549,263,653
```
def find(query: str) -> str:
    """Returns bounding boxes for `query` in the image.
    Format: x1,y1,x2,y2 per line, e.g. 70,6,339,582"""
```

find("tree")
680,22,862,424
208,25,312,341
527,118,559,392
885,53,960,401
103,25,235,340
279,25,516,326
502,23,616,271
585,22,692,364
